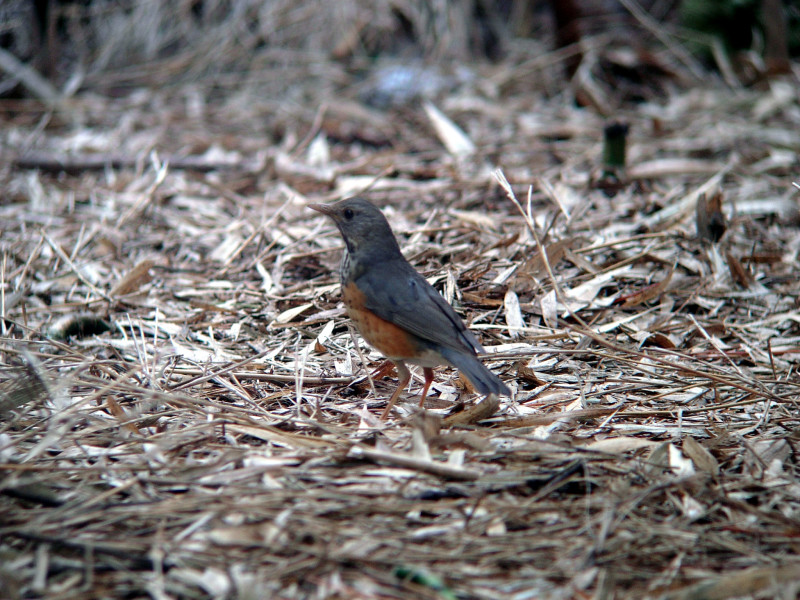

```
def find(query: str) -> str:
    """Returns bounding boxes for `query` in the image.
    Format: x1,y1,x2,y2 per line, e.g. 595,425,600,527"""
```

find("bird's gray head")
309,198,401,258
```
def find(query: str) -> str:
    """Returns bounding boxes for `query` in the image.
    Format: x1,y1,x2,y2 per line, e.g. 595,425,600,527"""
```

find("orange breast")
341,280,420,359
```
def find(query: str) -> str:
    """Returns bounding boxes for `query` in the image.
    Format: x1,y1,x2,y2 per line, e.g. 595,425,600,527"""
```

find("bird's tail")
439,347,510,397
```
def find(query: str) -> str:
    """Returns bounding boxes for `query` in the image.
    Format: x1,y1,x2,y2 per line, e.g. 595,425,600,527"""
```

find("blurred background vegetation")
1,0,798,103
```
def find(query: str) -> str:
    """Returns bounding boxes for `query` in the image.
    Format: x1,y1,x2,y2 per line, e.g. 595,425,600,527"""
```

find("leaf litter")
1,4,800,599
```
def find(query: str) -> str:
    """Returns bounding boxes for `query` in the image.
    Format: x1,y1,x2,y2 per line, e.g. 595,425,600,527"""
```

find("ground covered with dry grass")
2,3,800,599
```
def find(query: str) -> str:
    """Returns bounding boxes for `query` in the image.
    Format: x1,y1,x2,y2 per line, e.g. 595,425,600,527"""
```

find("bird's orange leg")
381,361,411,420
418,367,434,408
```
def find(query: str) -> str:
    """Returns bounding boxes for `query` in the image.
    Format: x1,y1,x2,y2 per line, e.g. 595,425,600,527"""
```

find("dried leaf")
642,169,729,231
695,191,726,243
450,209,497,229
726,251,753,288
566,265,631,305
442,394,500,427
584,437,657,454
515,361,544,385
540,289,558,329
669,443,696,480
348,445,480,480
503,289,524,338
618,268,673,308
682,436,720,476
106,395,140,435
628,158,724,179
314,319,336,353
0,355,52,415
274,302,313,324
306,133,330,167
645,332,677,349
661,564,800,600
423,101,475,156
679,492,705,521
110,259,154,296
519,239,571,277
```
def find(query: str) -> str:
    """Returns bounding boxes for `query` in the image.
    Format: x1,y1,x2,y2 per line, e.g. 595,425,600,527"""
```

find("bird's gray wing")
354,261,484,355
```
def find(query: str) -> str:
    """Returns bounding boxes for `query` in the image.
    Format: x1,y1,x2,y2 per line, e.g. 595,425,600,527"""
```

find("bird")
309,197,510,419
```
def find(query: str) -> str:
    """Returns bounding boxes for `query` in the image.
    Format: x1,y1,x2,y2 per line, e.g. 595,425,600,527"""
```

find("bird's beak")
308,203,333,216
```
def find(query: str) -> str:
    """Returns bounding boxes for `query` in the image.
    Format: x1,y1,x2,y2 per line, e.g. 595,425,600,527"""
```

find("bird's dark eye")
343,208,354,220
